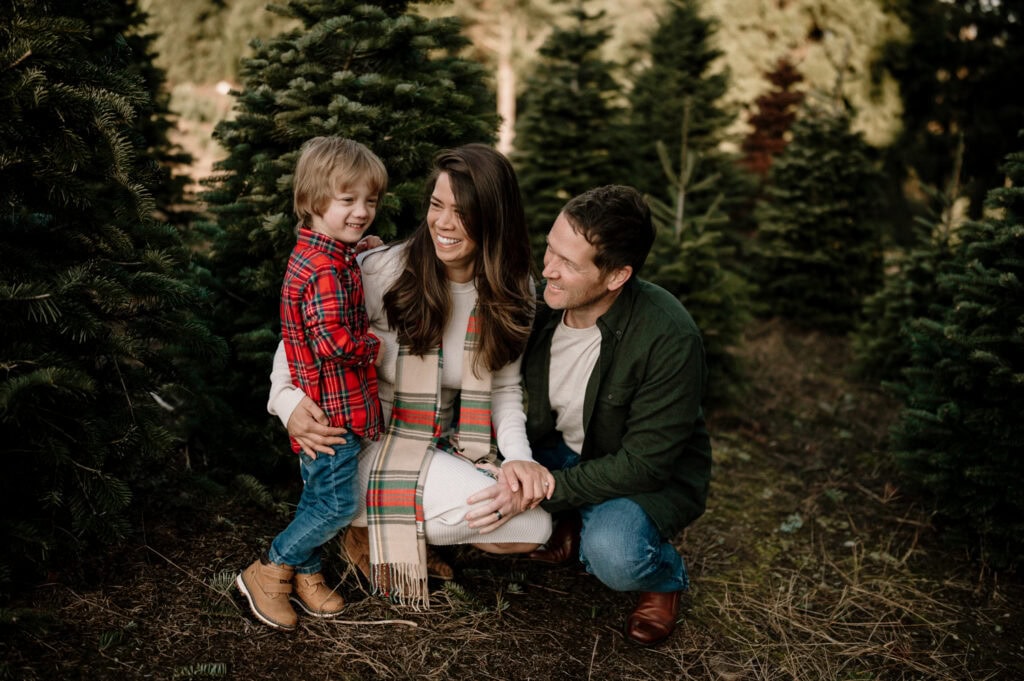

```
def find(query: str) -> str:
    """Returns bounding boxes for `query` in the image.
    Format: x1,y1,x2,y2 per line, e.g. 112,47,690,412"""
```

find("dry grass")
2,320,1021,680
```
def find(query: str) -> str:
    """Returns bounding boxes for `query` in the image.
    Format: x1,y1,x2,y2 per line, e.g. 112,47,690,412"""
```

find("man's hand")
499,460,555,510
287,396,348,458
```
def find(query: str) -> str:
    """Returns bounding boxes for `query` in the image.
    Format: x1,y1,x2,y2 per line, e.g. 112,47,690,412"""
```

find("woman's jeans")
268,440,360,574
534,440,689,593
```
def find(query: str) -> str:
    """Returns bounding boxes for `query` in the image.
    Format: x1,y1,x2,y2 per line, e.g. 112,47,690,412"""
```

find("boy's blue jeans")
268,440,360,575
534,440,689,593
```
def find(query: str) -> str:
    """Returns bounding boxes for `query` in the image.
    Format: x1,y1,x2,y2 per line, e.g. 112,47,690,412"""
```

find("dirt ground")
2,321,1022,680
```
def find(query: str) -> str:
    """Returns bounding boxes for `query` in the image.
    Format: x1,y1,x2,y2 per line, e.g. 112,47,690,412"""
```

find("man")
467,185,711,646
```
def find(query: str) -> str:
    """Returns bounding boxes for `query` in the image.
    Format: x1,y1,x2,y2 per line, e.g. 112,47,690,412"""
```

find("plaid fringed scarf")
365,308,494,607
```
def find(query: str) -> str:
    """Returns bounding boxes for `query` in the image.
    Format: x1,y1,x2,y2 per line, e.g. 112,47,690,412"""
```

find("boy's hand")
355,235,384,254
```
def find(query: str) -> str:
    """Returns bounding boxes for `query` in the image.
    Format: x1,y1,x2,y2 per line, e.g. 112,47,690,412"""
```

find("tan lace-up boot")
236,554,297,630
292,572,345,617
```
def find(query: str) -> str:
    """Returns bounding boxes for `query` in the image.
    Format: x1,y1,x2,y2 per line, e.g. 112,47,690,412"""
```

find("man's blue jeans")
268,440,360,574
534,440,689,593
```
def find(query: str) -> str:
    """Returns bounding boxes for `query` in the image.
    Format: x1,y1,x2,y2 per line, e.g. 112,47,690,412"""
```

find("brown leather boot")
426,547,454,580
340,526,371,581
292,572,345,618
624,590,681,646
341,526,453,582
236,554,297,630
341,526,392,596
527,511,581,565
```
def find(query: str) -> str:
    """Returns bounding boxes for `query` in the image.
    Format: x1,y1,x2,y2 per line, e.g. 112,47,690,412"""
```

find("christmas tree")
622,0,748,226
645,101,754,406
741,58,804,180
753,104,883,332
889,138,1024,566
852,145,963,381
0,0,223,577
200,0,498,463
512,1,626,267
86,0,194,227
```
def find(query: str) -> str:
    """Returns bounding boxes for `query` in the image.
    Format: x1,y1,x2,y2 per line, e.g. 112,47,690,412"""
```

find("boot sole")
623,620,673,647
290,596,344,618
235,573,296,631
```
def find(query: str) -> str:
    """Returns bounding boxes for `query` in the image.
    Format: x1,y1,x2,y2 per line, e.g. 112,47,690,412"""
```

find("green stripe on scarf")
365,307,494,607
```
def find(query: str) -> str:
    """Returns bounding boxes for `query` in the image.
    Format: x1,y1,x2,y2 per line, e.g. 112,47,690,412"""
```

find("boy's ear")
605,265,632,292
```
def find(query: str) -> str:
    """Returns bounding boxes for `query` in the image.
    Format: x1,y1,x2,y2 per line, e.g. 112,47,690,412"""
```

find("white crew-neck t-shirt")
548,316,601,454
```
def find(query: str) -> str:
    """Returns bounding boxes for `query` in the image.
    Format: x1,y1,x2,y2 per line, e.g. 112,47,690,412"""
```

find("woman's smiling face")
427,172,478,282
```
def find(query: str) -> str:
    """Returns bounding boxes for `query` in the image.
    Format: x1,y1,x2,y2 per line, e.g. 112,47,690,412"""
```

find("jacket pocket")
590,382,635,456
598,380,637,407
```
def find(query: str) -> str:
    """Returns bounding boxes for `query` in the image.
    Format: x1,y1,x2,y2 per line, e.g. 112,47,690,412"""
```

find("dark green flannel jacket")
523,278,712,539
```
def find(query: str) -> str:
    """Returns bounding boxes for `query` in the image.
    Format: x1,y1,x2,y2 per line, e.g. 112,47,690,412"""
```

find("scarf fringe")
371,562,430,608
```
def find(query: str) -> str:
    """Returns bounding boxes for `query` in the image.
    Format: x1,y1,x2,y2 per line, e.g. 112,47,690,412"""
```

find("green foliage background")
888,140,1024,566
511,2,625,269
0,0,224,581
2,0,1023,578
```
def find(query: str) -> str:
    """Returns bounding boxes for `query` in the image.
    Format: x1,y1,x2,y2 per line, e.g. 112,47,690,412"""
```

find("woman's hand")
499,460,554,510
463,461,554,533
288,396,348,458
464,477,521,533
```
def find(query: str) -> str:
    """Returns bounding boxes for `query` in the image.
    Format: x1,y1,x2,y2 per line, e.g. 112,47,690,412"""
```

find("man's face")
542,213,625,327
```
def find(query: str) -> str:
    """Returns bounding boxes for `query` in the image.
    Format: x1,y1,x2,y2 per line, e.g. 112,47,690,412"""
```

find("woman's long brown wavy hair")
383,144,534,375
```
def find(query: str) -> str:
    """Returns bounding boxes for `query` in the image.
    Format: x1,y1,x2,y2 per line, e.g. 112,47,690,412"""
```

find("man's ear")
606,265,633,292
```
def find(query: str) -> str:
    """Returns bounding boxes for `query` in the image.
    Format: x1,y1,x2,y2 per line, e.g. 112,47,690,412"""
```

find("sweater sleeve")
493,276,535,463
492,354,532,462
267,340,306,430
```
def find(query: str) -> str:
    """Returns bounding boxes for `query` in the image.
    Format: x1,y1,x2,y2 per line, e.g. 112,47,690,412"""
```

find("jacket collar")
536,277,640,337
595,277,638,340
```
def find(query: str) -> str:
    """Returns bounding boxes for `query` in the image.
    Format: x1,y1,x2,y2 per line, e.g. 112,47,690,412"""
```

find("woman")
268,144,553,605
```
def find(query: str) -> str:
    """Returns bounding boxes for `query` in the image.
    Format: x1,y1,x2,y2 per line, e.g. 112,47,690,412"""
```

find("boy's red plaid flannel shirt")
280,228,383,453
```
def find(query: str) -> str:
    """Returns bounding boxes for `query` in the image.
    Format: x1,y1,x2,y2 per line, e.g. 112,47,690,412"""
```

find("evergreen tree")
621,0,747,224
512,1,625,267
741,58,804,180
753,104,883,332
645,100,754,406
429,0,560,154
0,0,223,579
140,0,297,85
889,139,1024,566
880,0,1024,220
200,0,497,467
852,145,964,381
91,0,194,227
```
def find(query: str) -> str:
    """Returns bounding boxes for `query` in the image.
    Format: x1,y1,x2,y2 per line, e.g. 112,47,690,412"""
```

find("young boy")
236,137,386,630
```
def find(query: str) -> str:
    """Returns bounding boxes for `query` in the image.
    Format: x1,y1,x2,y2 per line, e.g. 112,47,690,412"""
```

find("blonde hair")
293,137,387,226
